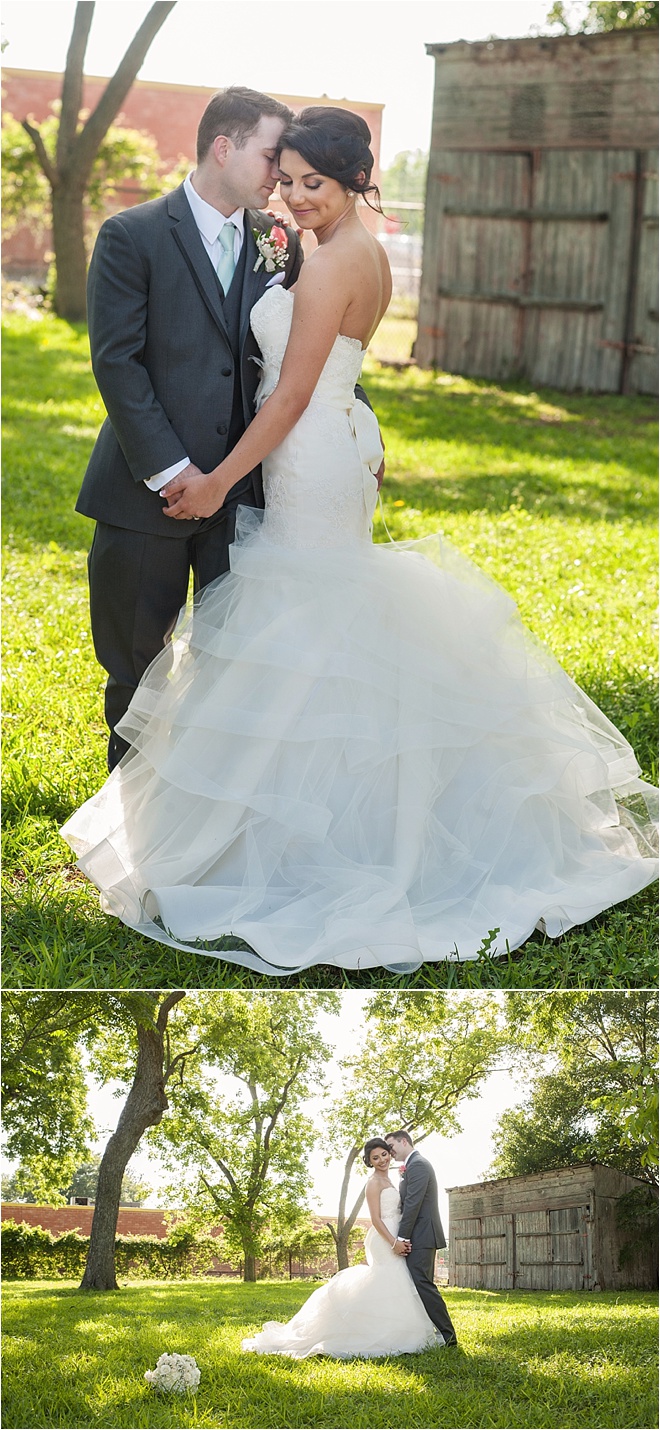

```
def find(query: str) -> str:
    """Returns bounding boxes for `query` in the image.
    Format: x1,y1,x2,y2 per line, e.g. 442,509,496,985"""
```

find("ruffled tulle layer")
241,1222,442,1358
62,510,658,975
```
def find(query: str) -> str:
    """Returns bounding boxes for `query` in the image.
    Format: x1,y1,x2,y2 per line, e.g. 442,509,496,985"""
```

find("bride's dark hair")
362,1137,392,1167
277,106,383,214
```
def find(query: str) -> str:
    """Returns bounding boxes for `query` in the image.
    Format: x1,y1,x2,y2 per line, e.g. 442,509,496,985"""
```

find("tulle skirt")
241,1225,442,1359
62,509,658,975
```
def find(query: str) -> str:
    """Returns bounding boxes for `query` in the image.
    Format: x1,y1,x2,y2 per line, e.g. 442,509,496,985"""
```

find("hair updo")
362,1137,392,1167
278,106,383,213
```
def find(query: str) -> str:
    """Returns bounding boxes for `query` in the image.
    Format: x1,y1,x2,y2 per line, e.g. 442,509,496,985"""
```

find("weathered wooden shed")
417,30,658,393
448,1164,657,1291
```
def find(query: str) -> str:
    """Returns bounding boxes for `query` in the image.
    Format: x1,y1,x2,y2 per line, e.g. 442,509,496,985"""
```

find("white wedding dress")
62,285,658,975
241,1185,442,1358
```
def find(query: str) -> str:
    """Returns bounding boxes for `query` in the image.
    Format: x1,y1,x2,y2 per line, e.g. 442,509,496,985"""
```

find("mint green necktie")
216,222,236,293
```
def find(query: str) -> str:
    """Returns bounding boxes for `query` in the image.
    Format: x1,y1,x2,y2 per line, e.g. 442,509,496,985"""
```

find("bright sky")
86,994,527,1225
2,1,554,165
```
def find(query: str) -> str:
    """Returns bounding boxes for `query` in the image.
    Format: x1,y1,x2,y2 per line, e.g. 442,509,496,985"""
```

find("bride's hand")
160,465,226,520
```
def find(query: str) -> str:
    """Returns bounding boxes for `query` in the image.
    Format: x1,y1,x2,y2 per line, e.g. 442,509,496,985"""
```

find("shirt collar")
184,172,245,244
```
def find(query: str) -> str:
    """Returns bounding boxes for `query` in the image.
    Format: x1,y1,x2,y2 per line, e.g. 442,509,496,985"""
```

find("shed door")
451,1214,514,1289
514,1209,552,1290
429,147,646,391
514,1206,590,1290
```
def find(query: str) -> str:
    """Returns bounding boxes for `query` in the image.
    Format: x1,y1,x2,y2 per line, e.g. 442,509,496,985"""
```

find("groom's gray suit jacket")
398,1151,446,1249
76,184,303,539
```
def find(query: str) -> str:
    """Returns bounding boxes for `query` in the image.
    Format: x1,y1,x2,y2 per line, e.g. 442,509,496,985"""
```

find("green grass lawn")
2,310,657,989
2,1280,657,1429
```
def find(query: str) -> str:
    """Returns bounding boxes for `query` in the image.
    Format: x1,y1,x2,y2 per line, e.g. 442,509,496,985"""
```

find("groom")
77,86,301,769
385,1130,458,1347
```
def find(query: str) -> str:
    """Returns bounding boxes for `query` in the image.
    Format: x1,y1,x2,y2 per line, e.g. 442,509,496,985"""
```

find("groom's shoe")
442,1335,459,1347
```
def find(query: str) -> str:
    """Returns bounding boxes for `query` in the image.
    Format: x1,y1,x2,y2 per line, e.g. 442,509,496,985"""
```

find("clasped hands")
160,463,227,521
161,452,386,521
393,1237,412,1256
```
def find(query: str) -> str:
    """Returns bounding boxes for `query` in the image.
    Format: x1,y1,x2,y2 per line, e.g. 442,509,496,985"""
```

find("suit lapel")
167,185,230,341
239,214,269,349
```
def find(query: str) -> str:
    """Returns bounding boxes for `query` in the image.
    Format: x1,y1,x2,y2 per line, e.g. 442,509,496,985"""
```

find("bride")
242,1139,444,1358
62,107,658,976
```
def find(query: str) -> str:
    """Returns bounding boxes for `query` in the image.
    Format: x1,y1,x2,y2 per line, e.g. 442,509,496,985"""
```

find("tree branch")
57,1,95,168
210,1156,241,1199
163,1043,202,1087
262,1055,304,1158
20,120,59,188
343,1182,367,1235
155,990,186,1033
70,2,177,180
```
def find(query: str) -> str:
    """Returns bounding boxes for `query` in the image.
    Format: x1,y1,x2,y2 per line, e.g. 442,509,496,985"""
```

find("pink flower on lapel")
253,222,289,274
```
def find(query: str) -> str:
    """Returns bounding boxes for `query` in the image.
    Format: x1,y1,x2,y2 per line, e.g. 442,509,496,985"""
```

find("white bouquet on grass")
144,1352,201,1394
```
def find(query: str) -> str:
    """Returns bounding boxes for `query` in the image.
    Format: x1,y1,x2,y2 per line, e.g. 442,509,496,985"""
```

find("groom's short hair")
197,86,293,161
385,1129,414,1147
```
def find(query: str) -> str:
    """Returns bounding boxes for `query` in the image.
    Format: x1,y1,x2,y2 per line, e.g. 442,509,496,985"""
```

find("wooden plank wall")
628,150,659,394
427,32,658,155
417,30,659,392
448,1166,657,1291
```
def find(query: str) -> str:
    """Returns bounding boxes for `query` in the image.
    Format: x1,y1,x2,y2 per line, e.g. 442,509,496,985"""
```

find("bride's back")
334,221,392,347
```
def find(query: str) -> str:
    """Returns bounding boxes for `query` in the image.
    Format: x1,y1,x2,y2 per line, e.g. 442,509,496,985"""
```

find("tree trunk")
243,1251,257,1283
335,1227,351,1271
80,993,185,1290
22,3,177,324
51,181,88,322
329,1146,366,1270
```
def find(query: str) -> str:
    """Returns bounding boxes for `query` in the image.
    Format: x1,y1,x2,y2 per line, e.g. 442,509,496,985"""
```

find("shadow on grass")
2,1283,657,1429
3,322,658,558
2,868,657,991
366,368,657,524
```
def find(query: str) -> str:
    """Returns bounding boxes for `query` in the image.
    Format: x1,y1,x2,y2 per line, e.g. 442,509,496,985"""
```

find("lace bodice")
246,284,382,549
365,1183,401,1268
250,285,366,407
378,1185,401,1222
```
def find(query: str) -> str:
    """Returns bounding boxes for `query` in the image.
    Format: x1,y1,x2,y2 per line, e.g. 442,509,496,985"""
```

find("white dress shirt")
144,173,245,492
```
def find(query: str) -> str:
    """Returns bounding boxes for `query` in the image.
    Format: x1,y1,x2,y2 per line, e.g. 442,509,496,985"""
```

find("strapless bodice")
250,285,366,408
378,1185,401,1223
365,1183,402,1267
246,282,382,549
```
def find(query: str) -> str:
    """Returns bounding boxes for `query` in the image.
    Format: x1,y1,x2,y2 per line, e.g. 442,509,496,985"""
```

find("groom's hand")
160,462,202,504
393,1238,412,1256
160,464,221,520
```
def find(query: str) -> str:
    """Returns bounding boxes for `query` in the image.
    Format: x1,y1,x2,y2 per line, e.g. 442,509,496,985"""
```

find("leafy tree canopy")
546,1,658,30
1,108,183,239
2,1157,151,1207
150,992,339,1279
1,991,182,1209
380,150,428,204
491,992,658,1184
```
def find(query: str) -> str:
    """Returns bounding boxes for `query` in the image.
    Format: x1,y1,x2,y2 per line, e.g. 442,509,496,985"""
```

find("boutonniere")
253,219,289,274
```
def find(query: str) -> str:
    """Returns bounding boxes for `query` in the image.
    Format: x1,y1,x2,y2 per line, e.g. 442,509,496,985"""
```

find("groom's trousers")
406,1246,456,1341
88,508,244,770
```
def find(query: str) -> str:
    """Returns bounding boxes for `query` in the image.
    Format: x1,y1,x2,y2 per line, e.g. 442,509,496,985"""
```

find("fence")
369,200,424,366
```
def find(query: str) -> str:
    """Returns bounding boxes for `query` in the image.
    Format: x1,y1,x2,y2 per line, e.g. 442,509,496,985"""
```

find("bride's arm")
160,254,352,520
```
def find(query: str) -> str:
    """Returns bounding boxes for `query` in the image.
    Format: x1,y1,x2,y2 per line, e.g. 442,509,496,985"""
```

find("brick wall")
2,69,383,273
1,1202,187,1236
